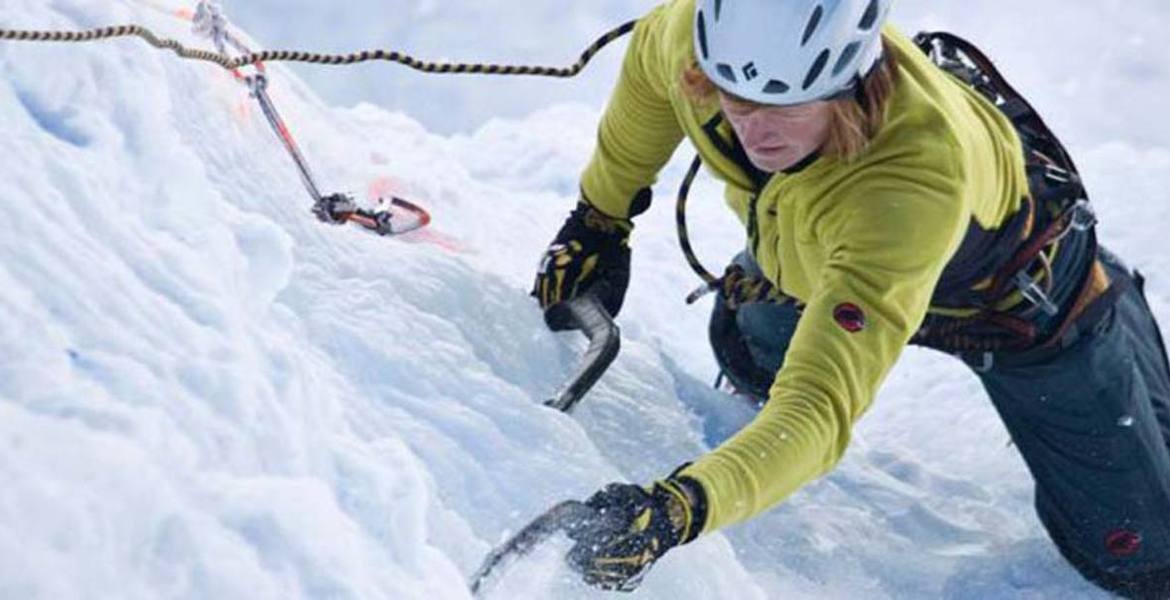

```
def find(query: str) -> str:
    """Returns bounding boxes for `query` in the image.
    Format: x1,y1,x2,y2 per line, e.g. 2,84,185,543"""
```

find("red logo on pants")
1105,529,1142,557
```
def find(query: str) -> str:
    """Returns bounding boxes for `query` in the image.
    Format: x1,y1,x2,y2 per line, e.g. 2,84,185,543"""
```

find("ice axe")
542,294,621,413
468,500,597,596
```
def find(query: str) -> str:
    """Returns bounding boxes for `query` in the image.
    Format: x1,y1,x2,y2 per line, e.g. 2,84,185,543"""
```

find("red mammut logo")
1105,529,1142,557
833,303,866,333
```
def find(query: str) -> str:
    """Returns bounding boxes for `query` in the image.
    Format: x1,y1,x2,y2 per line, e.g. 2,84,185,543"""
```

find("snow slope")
1,0,1167,598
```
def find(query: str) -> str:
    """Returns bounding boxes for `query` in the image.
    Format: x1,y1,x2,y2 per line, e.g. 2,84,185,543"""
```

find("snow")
1,0,1167,598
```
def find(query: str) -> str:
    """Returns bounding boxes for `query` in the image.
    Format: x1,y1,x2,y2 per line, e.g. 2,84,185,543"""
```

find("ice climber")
530,0,1170,597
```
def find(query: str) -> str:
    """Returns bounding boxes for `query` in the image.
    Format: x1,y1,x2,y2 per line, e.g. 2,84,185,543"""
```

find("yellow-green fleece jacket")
579,0,1029,532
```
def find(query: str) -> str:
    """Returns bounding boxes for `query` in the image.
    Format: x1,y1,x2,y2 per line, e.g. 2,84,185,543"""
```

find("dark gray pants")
709,250,1170,598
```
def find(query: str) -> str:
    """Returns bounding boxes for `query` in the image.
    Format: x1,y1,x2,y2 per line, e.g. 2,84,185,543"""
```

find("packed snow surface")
1,0,1168,598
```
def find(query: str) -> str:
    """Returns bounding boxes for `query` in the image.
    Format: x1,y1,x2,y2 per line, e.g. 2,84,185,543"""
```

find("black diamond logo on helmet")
742,62,759,81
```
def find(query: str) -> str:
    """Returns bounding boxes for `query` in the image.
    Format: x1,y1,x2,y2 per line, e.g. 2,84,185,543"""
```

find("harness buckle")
1014,270,1060,317
962,351,995,374
1069,199,1097,232
247,72,269,96
1042,162,1072,184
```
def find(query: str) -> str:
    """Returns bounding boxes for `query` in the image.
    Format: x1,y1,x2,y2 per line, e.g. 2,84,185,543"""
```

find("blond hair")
681,39,899,161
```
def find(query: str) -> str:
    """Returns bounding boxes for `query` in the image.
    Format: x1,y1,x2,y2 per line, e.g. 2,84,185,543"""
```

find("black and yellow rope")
0,25,231,65
676,154,794,308
676,155,719,291
0,20,637,77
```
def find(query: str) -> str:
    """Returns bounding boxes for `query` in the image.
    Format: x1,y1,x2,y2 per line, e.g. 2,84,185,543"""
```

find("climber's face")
719,91,834,173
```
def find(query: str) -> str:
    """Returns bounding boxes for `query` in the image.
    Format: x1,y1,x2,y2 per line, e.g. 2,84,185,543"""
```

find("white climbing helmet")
694,0,893,106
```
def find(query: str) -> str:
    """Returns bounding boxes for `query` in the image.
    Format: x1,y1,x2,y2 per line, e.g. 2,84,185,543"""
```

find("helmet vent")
762,80,791,95
714,0,723,21
802,5,825,47
858,0,880,31
803,49,831,90
716,63,738,84
697,11,710,59
832,41,861,76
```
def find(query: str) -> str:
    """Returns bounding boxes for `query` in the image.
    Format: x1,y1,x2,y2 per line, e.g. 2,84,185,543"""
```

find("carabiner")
1069,199,1097,233
1014,270,1060,317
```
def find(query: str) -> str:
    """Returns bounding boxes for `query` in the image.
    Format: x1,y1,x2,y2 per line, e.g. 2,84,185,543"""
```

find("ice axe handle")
543,294,620,413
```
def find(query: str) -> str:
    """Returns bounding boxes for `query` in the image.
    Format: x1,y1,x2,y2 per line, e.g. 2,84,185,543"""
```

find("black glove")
565,475,707,592
532,199,639,330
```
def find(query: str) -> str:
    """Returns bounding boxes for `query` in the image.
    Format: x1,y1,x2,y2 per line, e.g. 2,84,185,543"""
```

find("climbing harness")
1,2,637,238
910,31,1110,364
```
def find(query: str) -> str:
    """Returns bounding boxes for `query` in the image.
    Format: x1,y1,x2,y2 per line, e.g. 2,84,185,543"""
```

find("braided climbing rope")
0,20,637,77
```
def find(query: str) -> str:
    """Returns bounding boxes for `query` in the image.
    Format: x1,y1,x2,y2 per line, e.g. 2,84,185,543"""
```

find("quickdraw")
1,1,638,239
191,2,433,237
